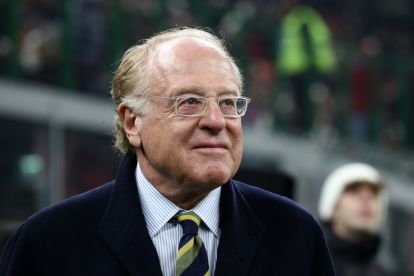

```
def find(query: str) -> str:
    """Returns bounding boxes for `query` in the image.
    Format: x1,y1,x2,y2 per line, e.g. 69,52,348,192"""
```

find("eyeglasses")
142,95,251,118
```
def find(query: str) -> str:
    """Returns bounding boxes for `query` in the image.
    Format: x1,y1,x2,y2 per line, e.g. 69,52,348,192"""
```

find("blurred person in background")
319,163,390,276
0,27,334,276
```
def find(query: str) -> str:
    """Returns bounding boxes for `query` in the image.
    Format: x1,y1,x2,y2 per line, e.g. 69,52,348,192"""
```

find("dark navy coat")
0,152,335,275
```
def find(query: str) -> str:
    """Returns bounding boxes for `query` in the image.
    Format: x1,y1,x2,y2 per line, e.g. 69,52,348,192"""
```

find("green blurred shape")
277,5,336,75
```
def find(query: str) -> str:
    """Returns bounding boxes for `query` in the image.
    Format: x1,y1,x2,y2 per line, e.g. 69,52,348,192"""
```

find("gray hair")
110,27,243,153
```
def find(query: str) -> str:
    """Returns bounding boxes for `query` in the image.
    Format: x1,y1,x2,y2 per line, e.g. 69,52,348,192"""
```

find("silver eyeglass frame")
138,94,251,118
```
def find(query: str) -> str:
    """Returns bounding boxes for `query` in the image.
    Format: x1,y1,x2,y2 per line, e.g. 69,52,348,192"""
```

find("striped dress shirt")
135,162,221,276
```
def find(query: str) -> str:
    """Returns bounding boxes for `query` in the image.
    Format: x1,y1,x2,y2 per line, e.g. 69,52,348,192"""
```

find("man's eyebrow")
173,87,239,96
173,87,204,96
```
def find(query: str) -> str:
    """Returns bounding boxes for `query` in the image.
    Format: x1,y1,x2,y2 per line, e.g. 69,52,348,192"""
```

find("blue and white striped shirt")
135,162,221,276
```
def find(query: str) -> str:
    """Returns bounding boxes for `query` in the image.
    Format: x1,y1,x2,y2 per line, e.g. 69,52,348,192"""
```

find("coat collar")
215,180,264,276
98,151,163,276
98,152,263,276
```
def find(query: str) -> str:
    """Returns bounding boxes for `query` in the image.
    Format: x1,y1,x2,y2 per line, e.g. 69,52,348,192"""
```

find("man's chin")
187,159,237,186
195,169,231,188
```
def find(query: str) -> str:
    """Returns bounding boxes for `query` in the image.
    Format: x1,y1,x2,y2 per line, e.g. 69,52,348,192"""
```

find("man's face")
332,182,383,238
133,37,243,204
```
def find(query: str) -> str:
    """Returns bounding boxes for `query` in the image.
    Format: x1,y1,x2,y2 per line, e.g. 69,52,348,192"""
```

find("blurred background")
0,0,413,274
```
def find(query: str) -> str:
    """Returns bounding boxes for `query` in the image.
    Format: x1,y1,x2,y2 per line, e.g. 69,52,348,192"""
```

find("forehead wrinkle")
172,86,239,97
145,48,168,95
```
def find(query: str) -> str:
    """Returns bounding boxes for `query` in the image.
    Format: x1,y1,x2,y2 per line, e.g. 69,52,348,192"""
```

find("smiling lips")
192,142,229,152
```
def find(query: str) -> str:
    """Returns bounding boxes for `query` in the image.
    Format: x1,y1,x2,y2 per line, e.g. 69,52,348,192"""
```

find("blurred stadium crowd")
1,1,414,274
1,0,413,151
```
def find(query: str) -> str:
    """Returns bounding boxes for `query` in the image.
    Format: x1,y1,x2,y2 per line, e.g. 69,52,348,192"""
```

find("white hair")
110,27,243,153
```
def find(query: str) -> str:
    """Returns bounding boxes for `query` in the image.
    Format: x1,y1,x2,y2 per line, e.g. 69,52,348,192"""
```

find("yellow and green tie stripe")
175,212,210,276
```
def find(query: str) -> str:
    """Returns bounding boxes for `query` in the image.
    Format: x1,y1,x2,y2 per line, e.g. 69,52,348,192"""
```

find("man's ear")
118,104,142,148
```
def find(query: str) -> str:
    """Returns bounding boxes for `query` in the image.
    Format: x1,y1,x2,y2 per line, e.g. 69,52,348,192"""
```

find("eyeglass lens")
176,97,247,116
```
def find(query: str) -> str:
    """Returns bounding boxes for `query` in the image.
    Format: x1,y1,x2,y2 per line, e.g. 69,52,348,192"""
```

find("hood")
318,163,388,233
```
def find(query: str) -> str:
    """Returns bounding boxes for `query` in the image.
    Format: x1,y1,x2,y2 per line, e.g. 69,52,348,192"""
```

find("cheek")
232,138,243,165
229,122,243,157
349,199,365,215
141,118,171,152
369,199,382,215
229,121,243,144
336,198,358,218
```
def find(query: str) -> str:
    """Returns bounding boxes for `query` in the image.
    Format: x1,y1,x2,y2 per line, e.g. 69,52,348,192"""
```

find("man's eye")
221,98,236,107
180,97,202,106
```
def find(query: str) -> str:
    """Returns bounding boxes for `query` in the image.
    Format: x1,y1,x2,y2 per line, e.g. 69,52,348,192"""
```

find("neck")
169,192,208,210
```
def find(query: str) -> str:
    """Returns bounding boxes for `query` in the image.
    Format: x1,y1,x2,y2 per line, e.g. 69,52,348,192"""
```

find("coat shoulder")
232,179,318,227
0,181,117,275
25,181,115,232
227,180,335,275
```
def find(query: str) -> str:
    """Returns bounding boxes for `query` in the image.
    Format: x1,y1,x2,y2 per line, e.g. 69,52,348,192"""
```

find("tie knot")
175,212,201,236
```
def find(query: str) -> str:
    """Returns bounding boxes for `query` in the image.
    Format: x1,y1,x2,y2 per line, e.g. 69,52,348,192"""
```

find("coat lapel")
97,152,263,275
215,180,264,276
98,152,163,276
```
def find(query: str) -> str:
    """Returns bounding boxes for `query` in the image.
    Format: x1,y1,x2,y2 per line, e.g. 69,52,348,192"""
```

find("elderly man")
319,163,389,276
0,27,334,276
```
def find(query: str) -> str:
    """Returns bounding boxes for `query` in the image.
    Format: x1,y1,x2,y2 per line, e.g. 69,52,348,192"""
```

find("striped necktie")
175,212,210,276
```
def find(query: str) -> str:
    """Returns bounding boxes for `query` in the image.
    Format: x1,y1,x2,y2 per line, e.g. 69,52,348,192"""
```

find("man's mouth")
192,142,229,153
193,142,228,149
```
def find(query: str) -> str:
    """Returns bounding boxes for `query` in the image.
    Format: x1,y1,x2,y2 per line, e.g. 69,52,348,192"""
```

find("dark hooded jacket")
322,222,389,276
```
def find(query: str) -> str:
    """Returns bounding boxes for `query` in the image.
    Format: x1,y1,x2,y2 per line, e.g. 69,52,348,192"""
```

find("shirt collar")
135,161,221,238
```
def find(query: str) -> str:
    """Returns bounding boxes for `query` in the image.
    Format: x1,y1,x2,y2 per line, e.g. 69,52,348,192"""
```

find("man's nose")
198,99,226,132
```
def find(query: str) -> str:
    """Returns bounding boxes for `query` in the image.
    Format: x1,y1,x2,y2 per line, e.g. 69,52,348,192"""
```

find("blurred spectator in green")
276,4,337,133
